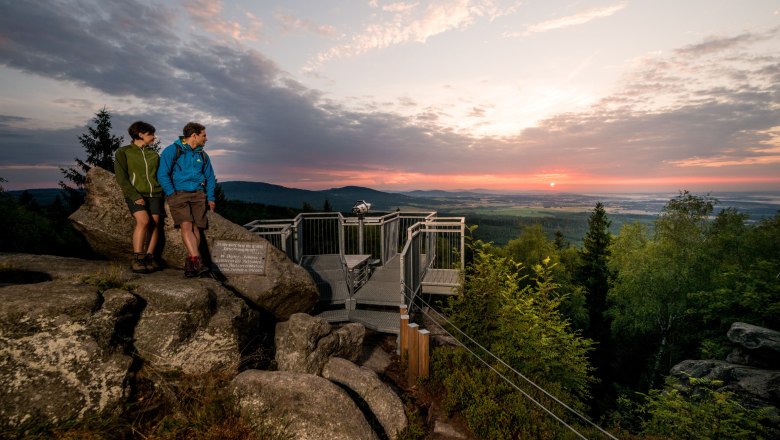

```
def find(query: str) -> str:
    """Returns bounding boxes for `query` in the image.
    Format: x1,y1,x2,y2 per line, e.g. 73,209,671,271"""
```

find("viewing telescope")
351,200,371,216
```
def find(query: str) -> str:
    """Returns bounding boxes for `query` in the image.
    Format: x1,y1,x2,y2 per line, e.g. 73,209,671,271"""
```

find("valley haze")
11,182,780,220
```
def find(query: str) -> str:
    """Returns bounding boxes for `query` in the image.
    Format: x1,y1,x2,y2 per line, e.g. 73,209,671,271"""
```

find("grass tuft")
81,265,135,292
1,365,285,440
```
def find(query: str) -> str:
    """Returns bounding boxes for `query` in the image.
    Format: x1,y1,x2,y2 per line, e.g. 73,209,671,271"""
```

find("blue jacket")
157,138,216,201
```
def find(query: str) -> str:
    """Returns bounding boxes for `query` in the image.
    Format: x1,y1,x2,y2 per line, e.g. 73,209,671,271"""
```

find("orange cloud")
184,0,263,42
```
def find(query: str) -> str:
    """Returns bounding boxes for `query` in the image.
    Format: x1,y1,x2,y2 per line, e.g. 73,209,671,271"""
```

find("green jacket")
114,144,163,201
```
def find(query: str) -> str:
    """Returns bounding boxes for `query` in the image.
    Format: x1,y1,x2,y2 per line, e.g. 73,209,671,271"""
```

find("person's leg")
132,210,150,253
168,192,200,275
190,195,210,276
180,220,200,257
143,213,161,271
146,214,161,255
129,210,151,273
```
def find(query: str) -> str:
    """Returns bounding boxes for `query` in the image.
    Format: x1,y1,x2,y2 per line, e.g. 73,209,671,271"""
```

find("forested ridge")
429,193,779,439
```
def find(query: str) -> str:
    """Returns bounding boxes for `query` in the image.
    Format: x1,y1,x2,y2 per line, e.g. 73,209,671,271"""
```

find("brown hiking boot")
144,253,160,272
193,256,211,277
184,257,197,278
131,253,149,274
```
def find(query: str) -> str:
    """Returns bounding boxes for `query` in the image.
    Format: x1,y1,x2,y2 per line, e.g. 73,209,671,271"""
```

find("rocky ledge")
0,254,408,439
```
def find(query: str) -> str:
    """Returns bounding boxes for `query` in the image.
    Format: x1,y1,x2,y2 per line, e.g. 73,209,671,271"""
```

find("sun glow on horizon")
268,168,780,193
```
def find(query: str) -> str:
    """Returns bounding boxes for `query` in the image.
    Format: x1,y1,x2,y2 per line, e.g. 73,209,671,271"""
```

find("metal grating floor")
315,308,350,323
422,268,459,295
302,255,350,304
314,309,401,334
349,310,402,334
353,256,402,306
304,255,420,334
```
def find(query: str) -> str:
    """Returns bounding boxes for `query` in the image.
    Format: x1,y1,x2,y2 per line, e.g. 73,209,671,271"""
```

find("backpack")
170,145,209,190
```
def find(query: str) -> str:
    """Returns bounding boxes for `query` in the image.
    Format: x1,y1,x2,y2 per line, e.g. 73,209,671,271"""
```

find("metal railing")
400,217,465,312
245,210,464,311
243,220,295,254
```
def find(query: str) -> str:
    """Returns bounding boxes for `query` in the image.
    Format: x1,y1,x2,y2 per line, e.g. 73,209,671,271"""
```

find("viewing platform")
245,208,465,333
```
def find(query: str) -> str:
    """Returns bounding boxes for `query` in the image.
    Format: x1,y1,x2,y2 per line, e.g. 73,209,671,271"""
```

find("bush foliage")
432,241,594,439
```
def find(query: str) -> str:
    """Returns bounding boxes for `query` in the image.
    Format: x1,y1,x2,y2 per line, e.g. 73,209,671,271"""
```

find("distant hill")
6,183,442,213
220,181,442,212
400,189,492,198
7,188,67,205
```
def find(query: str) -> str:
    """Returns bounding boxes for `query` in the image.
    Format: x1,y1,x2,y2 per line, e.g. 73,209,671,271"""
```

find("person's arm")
204,153,216,211
114,148,142,202
157,145,175,197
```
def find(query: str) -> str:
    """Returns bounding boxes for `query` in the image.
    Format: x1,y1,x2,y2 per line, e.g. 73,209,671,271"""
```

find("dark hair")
183,122,206,138
128,121,156,140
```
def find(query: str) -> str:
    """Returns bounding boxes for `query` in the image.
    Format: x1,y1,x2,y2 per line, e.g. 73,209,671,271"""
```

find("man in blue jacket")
157,122,216,277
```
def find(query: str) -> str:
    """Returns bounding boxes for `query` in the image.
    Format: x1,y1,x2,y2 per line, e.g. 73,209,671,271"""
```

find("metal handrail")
246,210,465,313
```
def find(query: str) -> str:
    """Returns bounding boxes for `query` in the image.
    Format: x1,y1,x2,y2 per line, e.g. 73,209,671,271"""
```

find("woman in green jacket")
114,121,164,273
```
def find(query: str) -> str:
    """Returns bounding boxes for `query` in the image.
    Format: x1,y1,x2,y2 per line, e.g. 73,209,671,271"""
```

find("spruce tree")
580,203,612,333
60,108,124,207
577,201,613,415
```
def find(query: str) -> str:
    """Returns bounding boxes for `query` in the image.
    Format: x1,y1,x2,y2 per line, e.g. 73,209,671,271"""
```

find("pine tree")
60,108,124,208
577,202,613,415
580,203,612,333
554,230,568,250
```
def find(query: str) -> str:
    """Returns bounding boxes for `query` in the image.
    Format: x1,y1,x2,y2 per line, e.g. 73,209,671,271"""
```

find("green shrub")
641,376,776,440
432,241,595,438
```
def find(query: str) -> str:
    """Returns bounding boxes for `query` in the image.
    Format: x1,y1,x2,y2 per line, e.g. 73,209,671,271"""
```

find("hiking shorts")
166,190,208,229
126,196,164,217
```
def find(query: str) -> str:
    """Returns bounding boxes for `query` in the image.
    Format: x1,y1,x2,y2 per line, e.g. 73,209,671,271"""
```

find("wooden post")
399,304,408,315
407,323,420,384
418,329,430,379
400,314,410,360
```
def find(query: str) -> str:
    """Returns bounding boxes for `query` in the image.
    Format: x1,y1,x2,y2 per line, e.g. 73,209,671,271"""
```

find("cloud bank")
0,0,778,192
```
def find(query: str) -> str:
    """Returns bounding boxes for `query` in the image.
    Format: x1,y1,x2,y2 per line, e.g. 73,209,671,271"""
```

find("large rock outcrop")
131,272,264,374
0,257,135,427
322,357,408,440
68,166,318,319
0,253,268,427
670,322,780,426
726,322,780,369
275,313,365,374
231,370,379,440
670,359,780,409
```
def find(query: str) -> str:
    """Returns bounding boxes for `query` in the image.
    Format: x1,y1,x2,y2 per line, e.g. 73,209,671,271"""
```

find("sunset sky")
1,0,779,193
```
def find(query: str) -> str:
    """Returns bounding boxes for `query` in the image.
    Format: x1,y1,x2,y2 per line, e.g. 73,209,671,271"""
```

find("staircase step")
349,309,402,334
315,308,350,323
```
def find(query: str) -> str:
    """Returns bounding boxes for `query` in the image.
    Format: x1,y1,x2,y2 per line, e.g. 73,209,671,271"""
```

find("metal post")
407,323,420,384
358,215,365,255
338,214,345,256
460,218,466,271
418,329,430,379
379,216,385,263
400,314,410,359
